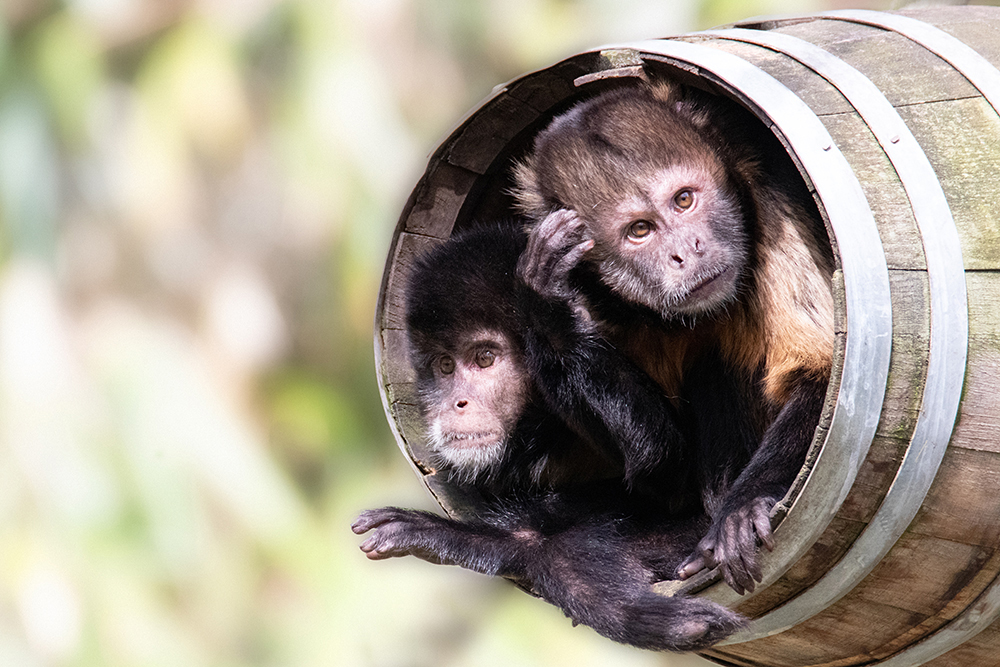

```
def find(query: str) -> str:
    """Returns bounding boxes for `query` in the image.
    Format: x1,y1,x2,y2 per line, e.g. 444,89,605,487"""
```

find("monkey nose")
671,253,685,267
456,399,468,409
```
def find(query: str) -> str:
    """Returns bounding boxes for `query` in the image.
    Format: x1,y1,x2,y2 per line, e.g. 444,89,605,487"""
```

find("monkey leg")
617,592,746,652
535,522,745,651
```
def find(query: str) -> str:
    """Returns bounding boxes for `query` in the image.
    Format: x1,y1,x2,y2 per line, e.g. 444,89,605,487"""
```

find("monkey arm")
351,507,537,575
678,375,827,594
518,210,691,484
520,303,690,485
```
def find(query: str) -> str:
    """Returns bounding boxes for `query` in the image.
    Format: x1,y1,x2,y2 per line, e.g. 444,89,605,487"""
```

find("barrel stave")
896,98,1000,270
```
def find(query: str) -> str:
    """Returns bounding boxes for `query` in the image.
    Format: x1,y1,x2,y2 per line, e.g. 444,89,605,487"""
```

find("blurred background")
0,0,973,665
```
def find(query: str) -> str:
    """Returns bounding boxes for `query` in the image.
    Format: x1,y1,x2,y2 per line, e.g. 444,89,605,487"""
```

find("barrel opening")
382,55,843,566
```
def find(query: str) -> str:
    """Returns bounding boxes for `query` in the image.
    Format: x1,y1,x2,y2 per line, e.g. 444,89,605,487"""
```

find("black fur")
354,223,745,651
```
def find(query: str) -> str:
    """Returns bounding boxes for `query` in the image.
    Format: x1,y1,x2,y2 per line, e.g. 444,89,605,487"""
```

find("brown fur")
513,79,834,408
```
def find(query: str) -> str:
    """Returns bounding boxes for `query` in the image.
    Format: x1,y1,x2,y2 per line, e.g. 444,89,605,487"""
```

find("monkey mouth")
688,266,730,296
441,431,503,448
673,265,737,314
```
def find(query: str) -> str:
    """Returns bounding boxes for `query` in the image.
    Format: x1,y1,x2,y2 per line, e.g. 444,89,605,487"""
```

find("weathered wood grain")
818,114,926,272
707,597,924,667
776,19,981,107
897,99,1000,270
443,93,542,174
379,231,445,332
401,162,478,238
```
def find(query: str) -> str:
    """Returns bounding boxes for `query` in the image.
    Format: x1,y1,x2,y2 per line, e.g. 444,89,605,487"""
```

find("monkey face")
416,329,529,480
586,164,749,320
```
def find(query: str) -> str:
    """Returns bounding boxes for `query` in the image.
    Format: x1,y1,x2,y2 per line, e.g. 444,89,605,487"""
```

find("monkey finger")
721,566,747,596
752,504,775,552
539,209,587,252
535,209,578,244
715,541,747,594
723,550,754,594
677,554,707,580
351,509,397,533
553,239,595,277
736,517,760,582
359,535,381,553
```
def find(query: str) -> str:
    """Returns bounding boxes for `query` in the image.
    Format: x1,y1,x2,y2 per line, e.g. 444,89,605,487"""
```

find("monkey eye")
674,189,695,210
439,356,455,374
475,350,496,368
627,220,653,239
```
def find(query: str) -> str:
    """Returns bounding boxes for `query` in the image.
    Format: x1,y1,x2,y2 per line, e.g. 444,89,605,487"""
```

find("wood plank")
709,597,924,667
379,231,445,331
910,446,1000,549
852,533,993,616
775,19,981,107
504,66,579,112
379,328,414,385
401,162,477,237
947,272,1000,455
819,113,926,271
386,389,432,468
721,535,992,667
695,38,855,116
901,6,1000,70
876,269,930,440
919,605,1000,667
444,92,542,174
897,97,1000,270
874,547,1000,665
949,347,1000,456
836,435,910,524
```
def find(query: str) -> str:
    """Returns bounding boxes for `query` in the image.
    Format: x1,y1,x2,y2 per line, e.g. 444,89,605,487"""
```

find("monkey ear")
648,80,714,130
511,159,548,219
648,79,683,105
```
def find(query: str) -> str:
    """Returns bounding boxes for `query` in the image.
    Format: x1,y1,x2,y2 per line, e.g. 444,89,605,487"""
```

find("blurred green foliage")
0,0,911,665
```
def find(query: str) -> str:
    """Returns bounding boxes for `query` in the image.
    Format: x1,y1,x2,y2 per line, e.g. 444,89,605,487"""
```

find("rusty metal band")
613,37,893,611
813,10,1000,667
693,26,969,645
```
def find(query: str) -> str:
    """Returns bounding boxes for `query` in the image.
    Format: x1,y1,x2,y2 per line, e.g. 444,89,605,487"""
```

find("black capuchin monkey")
513,79,835,595
353,223,746,651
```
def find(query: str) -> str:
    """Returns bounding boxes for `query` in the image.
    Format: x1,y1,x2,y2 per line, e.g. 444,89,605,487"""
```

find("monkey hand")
518,209,594,303
351,507,452,564
676,495,777,595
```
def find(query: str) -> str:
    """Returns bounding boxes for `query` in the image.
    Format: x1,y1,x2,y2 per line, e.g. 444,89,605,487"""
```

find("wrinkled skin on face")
417,329,529,481
584,163,749,320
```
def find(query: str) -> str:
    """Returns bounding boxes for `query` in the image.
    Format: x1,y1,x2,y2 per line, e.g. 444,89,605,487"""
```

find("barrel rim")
373,17,893,622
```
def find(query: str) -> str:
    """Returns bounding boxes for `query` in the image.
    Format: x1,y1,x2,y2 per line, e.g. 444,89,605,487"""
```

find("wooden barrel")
373,7,1000,666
